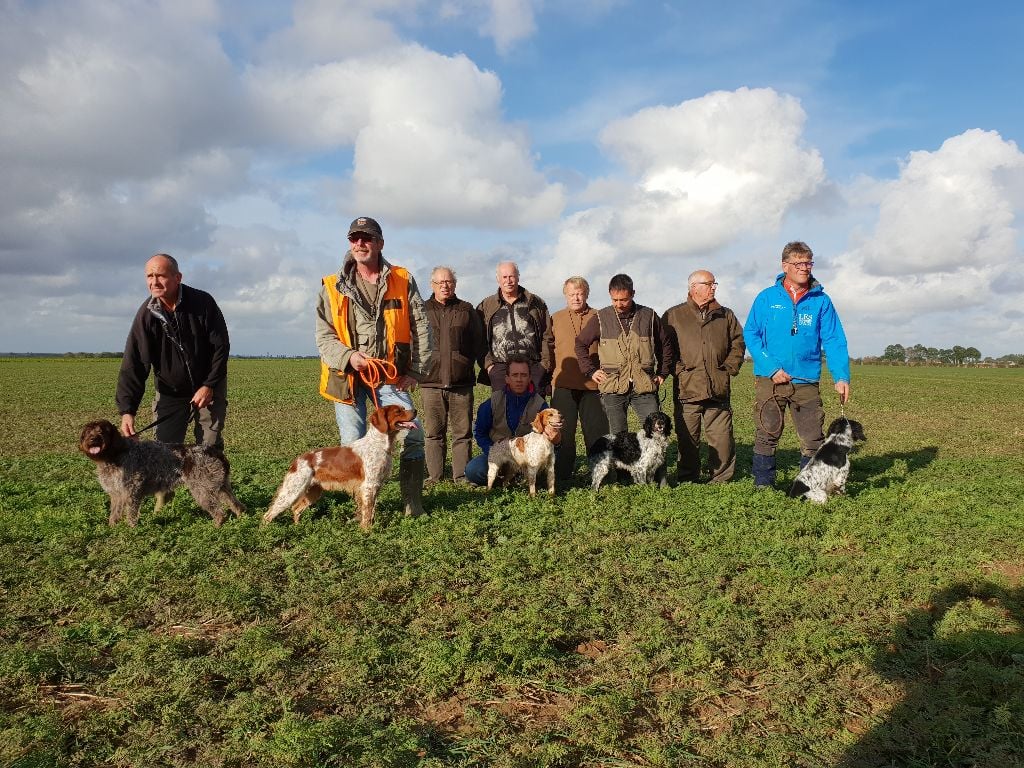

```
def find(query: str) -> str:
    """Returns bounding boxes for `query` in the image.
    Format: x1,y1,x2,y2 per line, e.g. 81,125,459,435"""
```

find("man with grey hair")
662,270,745,483
476,260,553,393
550,276,608,489
420,266,485,485
117,253,231,448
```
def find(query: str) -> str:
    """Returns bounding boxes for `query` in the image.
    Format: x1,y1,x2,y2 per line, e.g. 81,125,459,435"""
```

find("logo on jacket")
798,313,813,327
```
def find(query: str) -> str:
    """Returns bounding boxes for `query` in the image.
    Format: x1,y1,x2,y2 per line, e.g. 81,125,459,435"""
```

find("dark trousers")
752,377,824,458
421,386,474,483
674,398,735,482
600,388,660,435
551,387,609,488
153,386,227,448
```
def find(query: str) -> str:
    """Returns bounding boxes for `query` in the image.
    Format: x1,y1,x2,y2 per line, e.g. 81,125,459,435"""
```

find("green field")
2,359,1023,767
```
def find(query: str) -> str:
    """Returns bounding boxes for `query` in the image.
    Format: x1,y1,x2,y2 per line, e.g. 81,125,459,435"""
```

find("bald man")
116,253,231,448
662,270,745,483
476,260,553,392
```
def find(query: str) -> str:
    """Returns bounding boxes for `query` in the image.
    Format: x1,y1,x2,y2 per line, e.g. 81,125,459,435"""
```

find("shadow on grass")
839,581,1024,767
858,446,939,490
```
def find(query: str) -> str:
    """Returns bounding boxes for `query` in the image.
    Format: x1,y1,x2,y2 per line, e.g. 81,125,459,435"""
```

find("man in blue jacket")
465,355,554,486
743,241,850,488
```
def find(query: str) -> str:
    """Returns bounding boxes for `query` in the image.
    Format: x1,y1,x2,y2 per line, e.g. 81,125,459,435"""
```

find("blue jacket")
743,274,850,384
474,387,548,456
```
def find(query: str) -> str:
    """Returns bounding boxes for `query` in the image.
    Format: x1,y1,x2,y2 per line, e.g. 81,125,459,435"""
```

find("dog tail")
262,460,315,524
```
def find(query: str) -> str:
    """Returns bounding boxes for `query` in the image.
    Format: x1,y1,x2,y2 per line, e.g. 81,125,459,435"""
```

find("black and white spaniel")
588,411,672,491
787,417,867,504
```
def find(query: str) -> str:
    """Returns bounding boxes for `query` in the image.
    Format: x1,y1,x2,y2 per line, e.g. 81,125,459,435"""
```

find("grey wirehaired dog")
78,419,245,526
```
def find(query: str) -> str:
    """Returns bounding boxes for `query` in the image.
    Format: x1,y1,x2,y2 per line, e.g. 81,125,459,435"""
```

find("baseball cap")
347,216,383,238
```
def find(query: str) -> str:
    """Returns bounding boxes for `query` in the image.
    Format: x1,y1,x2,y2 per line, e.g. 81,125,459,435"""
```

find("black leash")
132,403,197,437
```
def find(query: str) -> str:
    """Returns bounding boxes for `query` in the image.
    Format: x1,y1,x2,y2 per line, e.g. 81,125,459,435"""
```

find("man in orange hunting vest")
315,216,433,517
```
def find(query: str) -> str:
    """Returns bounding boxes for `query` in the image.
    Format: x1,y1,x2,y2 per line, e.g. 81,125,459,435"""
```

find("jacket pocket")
710,366,730,398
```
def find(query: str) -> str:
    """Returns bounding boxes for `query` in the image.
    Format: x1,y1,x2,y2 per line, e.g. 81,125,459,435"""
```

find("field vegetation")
1,358,1023,767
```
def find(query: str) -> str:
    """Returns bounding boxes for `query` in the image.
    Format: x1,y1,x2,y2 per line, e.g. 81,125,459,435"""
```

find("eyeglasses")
348,234,377,244
692,281,718,287
432,279,454,286
786,261,813,269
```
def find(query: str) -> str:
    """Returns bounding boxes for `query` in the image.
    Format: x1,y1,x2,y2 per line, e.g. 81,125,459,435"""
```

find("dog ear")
531,411,546,433
369,407,390,433
643,413,654,438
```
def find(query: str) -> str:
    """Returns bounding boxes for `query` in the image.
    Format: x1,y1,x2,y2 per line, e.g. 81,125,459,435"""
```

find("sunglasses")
348,233,377,244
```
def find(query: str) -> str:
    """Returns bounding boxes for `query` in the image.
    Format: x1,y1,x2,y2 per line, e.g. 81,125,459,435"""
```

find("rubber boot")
400,459,426,518
799,454,811,470
752,453,776,489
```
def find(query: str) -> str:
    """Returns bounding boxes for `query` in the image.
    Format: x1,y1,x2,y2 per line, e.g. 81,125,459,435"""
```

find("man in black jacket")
116,253,230,447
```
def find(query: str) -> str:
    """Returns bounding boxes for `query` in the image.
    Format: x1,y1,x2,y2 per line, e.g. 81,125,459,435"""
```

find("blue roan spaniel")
788,417,867,503
588,411,672,491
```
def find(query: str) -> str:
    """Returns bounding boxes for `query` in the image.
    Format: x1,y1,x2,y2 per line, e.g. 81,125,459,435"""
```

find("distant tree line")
856,343,1023,367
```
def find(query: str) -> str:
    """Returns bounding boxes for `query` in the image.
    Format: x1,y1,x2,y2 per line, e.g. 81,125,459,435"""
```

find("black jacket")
116,284,230,415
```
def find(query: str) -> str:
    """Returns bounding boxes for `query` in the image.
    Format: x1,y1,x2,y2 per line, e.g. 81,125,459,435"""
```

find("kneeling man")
465,355,559,486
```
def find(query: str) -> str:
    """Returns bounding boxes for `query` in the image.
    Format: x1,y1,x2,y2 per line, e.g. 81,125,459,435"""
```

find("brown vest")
597,305,656,395
489,389,545,442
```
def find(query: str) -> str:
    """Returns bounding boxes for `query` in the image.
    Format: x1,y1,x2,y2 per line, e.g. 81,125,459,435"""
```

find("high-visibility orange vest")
319,267,412,403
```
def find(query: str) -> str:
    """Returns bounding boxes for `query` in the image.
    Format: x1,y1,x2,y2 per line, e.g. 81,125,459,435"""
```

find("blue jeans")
465,453,490,486
333,384,424,460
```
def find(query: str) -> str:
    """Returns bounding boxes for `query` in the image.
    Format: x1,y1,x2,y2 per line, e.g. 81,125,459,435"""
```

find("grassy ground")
1,359,1022,767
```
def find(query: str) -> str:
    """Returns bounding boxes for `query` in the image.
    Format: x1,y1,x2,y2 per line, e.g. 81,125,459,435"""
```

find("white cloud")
481,0,537,55
248,45,566,227
853,129,1024,277
591,87,825,255
258,0,409,64
826,129,1024,355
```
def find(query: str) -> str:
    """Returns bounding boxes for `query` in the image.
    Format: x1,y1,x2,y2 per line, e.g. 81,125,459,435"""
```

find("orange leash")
358,357,398,409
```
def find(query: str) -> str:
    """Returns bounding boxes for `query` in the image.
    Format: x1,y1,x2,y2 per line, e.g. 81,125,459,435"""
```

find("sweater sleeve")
538,301,554,375
574,315,601,378
474,399,494,455
653,313,675,378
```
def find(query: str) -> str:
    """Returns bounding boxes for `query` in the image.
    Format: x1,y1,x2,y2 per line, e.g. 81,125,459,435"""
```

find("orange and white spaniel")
486,407,563,497
262,404,417,530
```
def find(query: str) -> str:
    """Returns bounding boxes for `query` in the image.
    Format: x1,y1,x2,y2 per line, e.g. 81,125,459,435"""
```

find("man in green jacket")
662,270,745,483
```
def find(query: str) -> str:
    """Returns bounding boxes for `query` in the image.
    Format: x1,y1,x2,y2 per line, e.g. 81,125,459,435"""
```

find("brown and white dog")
78,419,245,526
486,407,563,497
262,404,417,529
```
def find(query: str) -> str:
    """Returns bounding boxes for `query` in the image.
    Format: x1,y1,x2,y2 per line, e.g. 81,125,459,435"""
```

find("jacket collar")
688,296,721,314
430,294,462,306
341,252,391,284
147,284,185,314
774,272,821,295
496,286,526,305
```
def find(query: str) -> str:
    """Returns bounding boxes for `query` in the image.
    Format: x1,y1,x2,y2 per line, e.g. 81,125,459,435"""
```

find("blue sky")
2,0,1023,358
